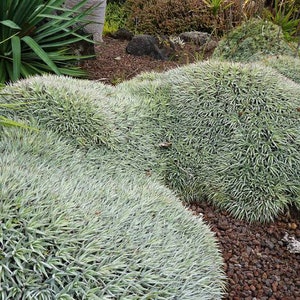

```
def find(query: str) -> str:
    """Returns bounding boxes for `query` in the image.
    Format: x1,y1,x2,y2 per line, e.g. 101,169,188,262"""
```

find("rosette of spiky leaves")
0,127,225,299
0,0,95,83
159,60,300,222
262,55,300,84
212,18,294,62
0,75,117,148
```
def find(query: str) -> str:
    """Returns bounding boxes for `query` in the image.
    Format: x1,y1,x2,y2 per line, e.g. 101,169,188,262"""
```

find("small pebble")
289,223,298,230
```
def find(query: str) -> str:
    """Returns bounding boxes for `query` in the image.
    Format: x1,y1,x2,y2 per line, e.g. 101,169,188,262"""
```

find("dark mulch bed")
81,36,214,85
81,36,300,299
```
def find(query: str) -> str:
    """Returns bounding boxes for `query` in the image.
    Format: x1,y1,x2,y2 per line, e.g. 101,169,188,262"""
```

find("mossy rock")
0,127,225,299
212,18,295,62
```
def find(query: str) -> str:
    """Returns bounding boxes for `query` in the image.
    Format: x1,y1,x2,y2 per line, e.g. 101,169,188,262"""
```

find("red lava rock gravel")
189,202,300,300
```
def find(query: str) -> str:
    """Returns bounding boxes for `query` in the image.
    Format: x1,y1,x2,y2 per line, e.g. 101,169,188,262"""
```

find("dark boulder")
126,34,170,60
110,28,134,41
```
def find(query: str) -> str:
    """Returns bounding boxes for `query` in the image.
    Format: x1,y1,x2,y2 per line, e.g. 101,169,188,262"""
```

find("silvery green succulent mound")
0,127,225,299
0,76,117,148
159,60,300,222
1,57,300,225
212,18,295,62
262,55,300,84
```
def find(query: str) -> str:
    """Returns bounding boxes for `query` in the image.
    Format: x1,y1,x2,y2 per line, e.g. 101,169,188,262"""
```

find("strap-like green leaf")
11,36,21,81
21,36,61,75
0,60,7,83
0,20,21,30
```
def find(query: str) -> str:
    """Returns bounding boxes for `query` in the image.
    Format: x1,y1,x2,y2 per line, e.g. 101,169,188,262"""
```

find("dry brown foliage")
123,0,266,36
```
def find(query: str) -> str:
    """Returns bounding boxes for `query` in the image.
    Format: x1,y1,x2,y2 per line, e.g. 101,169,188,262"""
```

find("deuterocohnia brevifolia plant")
2,55,300,223
0,76,116,147
1,48,299,300
114,59,300,223
262,55,300,84
0,126,225,299
160,61,300,223
0,103,37,129
0,0,97,84
0,84,36,129
213,18,296,61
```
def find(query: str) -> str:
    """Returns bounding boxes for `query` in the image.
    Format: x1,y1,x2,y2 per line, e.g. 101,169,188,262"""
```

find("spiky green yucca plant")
0,127,225,299
212,18,295,62
0,0,95,83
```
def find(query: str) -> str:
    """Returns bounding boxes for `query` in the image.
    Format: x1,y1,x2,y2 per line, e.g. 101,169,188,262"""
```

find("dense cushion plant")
0,76,117,147
0,127,225,299
262,55,300,84
115,61,300,222
1,55,299,298
158,61,300,222
1,57,299,223
212,18,296,62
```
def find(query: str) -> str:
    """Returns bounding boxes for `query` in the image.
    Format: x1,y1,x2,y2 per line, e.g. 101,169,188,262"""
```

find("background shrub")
263,0,300,42
122,0,264,36
103,1,127,35
0,127,225,299
212,18,295,62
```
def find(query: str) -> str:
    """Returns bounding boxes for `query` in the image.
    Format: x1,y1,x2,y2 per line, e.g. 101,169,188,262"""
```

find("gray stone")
126,34,169,60
111,28,134,41
179,31,210,46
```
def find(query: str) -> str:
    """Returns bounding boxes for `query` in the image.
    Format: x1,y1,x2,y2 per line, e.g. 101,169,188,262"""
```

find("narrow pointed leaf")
21,36,61,75
11,36,21,81
0,20,21,30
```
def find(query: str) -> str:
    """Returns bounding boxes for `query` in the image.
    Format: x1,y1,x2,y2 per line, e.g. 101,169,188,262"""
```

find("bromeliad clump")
1,57,299,225
0,127,225,299
213,18,295,62
158,60,300,222
113,58,300,222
